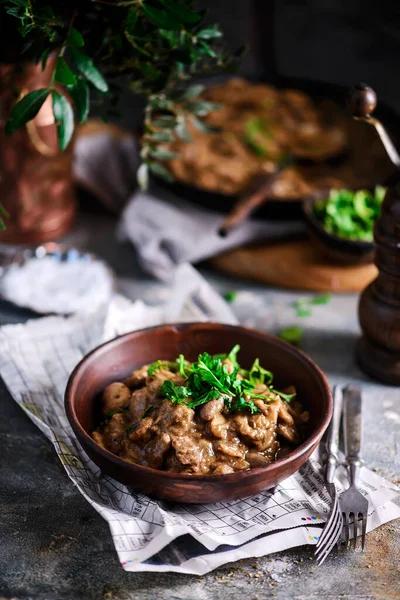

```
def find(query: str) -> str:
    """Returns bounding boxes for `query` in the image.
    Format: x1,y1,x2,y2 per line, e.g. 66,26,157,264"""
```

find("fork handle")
325,386,343,484
343,385,364,486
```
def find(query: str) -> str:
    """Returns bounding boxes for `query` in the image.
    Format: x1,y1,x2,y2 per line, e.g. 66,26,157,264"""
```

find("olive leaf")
157,0,201,24
67,27,84,48
55,57,76,86
149,162,175,182
52,91,74,151
181,84,205,100
5,88,50,135
175,120,191,142
149,147,178,161
69,47,109,93
142,4,182,31
40,48,51,72
197,26,222,40
148,131,175,143
137,163,149,190
67,79,89,123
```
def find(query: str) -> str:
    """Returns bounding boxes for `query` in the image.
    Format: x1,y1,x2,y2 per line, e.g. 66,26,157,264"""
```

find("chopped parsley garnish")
295,294,331,317
159,345,295,414
126,423,137,434
278,325,303,347
313,186,385,242
249,358,273,385
223,290,237,303
148,360,162,376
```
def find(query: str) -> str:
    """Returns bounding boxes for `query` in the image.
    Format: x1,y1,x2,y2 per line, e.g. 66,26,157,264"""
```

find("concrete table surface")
0,212,399,600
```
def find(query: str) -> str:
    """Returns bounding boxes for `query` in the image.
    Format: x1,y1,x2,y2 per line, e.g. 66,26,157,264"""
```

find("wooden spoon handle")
218,171,281,237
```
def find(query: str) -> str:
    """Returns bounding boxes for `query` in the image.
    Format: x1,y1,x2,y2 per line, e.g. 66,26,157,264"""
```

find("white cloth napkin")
1,263,399,574
74,130,305,280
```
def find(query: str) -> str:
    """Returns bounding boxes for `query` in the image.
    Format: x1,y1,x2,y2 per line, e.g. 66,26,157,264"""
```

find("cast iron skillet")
151,76,399,221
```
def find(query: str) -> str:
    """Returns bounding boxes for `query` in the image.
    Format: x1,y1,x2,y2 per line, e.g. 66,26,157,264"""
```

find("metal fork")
315,386,344,565
339,385,369,550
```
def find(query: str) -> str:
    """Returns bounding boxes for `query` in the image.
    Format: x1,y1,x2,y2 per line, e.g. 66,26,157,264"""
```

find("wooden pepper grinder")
348,83,400,385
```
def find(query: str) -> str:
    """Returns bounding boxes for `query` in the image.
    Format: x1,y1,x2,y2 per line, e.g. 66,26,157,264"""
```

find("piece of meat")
92,431,106,450
102,382,131,415
212,464,235,475
208,412,229,439
128,417,154,446
214,439,245,459
171,435,214,474
124,365,149,388
154,400,195,436
129,387,150,422
199,398,224,421
103,413,129,454
276,423,300,444
233,413,277,452
141,433,171,469
254,398,280,426
278,400,295,426
246,451,272,468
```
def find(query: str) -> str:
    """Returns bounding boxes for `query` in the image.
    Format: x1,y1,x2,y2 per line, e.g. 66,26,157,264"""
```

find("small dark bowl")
303,194,375,265
65,323,332,504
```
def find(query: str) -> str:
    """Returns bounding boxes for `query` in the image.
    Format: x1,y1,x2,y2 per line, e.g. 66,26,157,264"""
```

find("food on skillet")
313,186,386,241
164,77,349,196
92,346,309,474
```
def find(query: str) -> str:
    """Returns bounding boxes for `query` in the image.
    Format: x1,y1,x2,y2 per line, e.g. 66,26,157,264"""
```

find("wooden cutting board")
210,239,377,292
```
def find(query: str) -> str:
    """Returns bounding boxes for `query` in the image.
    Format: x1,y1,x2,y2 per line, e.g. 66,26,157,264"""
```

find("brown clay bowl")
303,194,375,265
65,322,332,504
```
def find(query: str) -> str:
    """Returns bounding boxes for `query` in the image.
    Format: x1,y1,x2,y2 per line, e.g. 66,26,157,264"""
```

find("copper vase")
0,55,76,244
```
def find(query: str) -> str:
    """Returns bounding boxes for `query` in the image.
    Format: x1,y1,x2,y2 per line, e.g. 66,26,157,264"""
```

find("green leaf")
197,26,223,40
229,396,262,414
189,115,215,133
148,131,174,143
126,9,138,32
271,389,296,403
184,101,220,116
158,0,201,24
52,91,74,151
148,360,162,376
68,28,84,48
149,162,175,182
149,148,178,161
137,163,149,190
223,291,237,303
142,4,183,30
5,89,50,135
41,48,51,72
227,344,240,367
182,84,205,100
175,120,191,142
152,116,177,129
161,380,191,404
278,326,303,347
311,294,331,306
55,57,76,86
249,358,273,386
0,203,10,218
67,79,89,123
69,47,109,93
177,354,187,377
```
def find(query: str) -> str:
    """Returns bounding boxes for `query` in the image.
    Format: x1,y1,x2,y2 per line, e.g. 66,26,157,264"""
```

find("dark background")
115,0,400,130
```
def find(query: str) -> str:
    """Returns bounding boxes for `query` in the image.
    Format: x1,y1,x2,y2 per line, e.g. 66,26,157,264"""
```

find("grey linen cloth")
74,130,305,281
